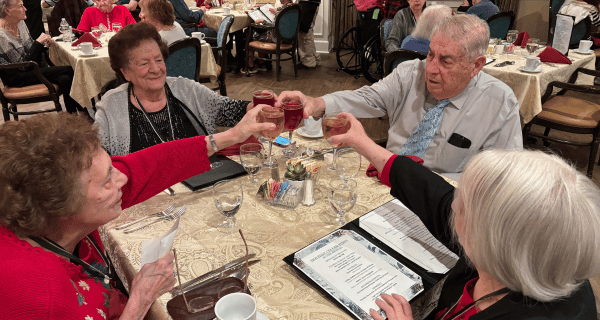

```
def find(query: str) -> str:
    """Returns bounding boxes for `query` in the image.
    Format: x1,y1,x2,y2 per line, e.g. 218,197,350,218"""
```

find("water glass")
258,106,284,168
239,143,264,186
213,179,243,234
328,179,357,225
336,152,362,184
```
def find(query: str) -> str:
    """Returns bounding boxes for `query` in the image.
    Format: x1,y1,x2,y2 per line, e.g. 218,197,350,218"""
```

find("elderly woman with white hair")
400,4,452,55
330,113,600,320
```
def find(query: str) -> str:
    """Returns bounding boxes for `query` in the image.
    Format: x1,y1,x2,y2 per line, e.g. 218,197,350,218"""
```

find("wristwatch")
209,134,219,152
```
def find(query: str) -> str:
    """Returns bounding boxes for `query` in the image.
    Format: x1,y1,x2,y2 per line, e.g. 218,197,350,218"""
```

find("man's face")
425,34,481,100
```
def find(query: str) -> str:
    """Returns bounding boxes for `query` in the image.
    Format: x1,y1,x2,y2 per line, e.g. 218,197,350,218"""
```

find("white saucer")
296,127,323,138
574,49,593,55
257,311,269,320
78,51,98,57
518,66,542,73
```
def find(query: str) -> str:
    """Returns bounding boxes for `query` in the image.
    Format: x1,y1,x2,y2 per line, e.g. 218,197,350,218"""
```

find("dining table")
482,47,596,123
48,34,220,109
100,130,458,320
199,7,252,33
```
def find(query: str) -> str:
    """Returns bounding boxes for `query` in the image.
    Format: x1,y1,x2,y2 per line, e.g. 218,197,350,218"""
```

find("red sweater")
77,6,136,32
0,136,210,319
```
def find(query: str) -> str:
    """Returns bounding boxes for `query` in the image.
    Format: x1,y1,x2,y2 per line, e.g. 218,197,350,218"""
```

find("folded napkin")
592,36,600,47
71,32,102,48
216,135,261,156
515,31,530,48
537,46,572,64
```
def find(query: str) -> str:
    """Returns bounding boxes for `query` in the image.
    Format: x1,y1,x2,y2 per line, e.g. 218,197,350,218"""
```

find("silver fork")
115,204,176,230
123,205,187,234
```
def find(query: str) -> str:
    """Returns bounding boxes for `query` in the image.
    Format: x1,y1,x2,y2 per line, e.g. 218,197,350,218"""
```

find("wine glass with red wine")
258,106,284,168
322,112,350,171
281,97,304,158
253,90,275,107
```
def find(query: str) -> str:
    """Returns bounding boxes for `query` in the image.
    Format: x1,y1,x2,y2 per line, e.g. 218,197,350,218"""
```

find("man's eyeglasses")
173,229,250,313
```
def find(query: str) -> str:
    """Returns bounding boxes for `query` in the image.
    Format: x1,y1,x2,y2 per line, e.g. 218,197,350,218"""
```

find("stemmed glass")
322,112,350,171
526,38,540,56
506,30,518,45
91,27,102,40
328,179,357,225
281,96,304,158
239,143,264,185
258,106,284,168
213,179,243,234
336,152,362,185
253,90,275,107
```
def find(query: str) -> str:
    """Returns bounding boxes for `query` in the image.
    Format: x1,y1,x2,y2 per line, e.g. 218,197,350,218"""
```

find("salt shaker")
302,172,315,206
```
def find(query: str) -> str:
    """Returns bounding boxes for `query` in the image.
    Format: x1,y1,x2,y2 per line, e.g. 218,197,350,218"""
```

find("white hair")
431,14,489,61
0,0,16,19
411,5,453,41
453,149,600,302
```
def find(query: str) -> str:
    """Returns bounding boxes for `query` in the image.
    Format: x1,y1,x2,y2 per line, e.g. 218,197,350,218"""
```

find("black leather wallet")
181,155,247,191
447,133,472,149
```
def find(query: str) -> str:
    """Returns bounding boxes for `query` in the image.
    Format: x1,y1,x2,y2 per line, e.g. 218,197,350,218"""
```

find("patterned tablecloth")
482,48,596,123
49,37,219,109
202,8,252,33
100,132,458,320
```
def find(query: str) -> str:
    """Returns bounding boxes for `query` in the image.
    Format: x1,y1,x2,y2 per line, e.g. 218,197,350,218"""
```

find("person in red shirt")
0,110,274,319
77,0,136,32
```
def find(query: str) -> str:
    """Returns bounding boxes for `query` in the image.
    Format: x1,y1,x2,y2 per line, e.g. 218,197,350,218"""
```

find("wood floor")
3,52,600,187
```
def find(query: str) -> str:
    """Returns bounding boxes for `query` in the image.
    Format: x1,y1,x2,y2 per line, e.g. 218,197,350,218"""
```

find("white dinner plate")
573,49,593,55
78,51,98,57
518,66,543,73
257,312,269,320
296,127,323,138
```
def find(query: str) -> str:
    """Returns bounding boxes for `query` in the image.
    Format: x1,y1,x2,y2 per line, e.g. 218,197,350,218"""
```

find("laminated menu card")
284,199,459,320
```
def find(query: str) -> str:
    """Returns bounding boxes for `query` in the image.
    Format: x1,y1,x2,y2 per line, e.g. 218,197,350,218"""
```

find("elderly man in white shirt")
278,14,522,177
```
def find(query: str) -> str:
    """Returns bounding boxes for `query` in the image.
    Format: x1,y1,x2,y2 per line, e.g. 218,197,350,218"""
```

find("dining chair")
0,62,63,121
46,0,90,37
522,67,600,178
486,11,515,40
166,37,202,82
245,4,301,81
379,18,393,58
383,49,426,77
204,15,234,96
568,17,592,49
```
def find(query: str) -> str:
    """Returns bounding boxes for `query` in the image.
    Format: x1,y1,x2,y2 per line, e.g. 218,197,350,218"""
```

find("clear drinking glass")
506,30,518,44
335,152,362,184
239,143,264,185
213,179,244,234
526,38,540,55
91,27,101,39
258,106,284,168
281,96,304,158
322,112,350,171
112,22,122,33
328,179,357,225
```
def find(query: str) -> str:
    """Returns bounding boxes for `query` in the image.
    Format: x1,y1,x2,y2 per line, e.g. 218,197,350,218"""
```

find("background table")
49,38,219,109
482,48,596,123
100,133,457,320
202,8,252,33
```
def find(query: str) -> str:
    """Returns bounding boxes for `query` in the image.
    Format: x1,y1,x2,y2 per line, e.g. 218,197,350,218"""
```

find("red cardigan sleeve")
112,136,211,209
380,155,424,187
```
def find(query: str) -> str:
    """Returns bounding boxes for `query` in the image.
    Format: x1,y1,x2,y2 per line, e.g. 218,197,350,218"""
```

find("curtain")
498,0,519,15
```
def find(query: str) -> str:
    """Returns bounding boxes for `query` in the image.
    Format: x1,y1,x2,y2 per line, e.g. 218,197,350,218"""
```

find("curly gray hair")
0,0,17,19
431,14,489,62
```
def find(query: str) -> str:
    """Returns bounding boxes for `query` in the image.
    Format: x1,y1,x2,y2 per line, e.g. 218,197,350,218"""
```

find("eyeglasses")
173,229,250,314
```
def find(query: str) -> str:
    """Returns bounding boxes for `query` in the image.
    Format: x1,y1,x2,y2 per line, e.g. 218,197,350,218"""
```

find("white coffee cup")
525,56,541,71
579,40,593,52
224,7,231,14
303,116,322,136
79,42,94,55
214,292,257,320
494,44,504,55
191,32,205,41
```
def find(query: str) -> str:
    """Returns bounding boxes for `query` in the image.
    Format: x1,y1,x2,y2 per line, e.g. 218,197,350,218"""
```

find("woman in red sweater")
0,110,273,319
78,0,136,32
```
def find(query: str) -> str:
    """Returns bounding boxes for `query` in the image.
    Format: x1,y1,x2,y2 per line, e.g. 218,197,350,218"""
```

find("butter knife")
172,259,261,296
177,253,257,290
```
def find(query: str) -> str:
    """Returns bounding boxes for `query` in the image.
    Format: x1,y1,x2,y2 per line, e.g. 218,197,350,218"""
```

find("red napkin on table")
71,32,102,48
519,32,530,48
513,31,528,46
592,36,600,47
537,46,572,64
216,135,261,156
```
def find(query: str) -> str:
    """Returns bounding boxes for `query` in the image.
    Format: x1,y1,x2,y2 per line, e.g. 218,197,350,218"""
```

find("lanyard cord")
30,235,117,285
439,287,511,320
130,84,174,143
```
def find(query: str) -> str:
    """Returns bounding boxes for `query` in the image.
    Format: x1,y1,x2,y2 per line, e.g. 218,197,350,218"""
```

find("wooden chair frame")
166,37,202,83
204,15,235,96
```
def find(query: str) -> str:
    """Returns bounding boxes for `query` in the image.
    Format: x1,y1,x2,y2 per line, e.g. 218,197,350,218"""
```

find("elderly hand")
36,33,52,47
276,91,324,119
370,294,414,320
327,112,370,150
200,6,207,12
231,104,276,140
128,253,176,310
